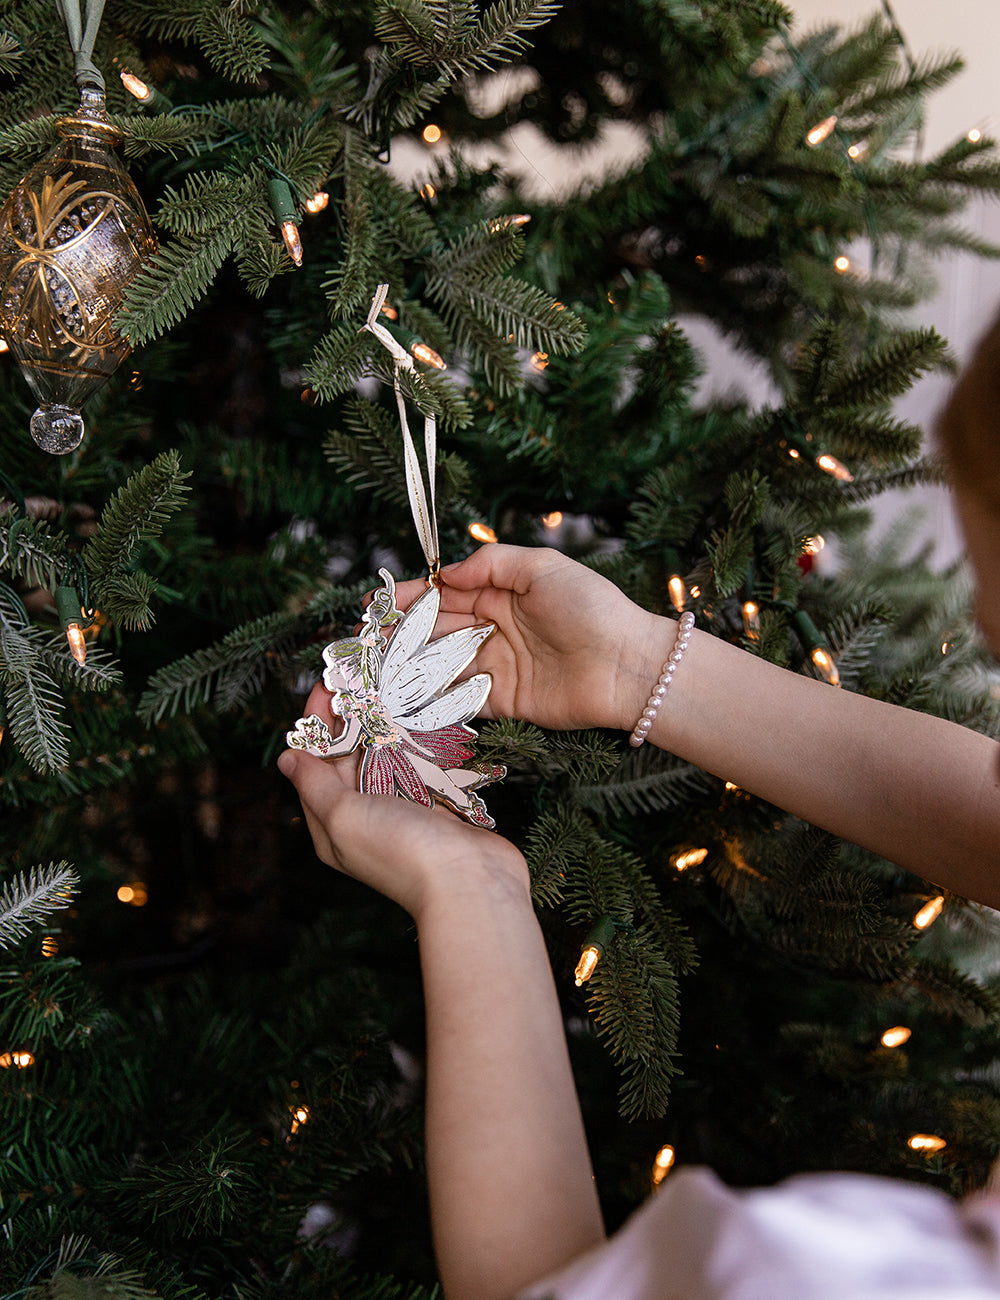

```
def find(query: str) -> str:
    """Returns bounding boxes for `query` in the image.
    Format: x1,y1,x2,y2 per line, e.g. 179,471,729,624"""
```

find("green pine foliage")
1,0,1000,1292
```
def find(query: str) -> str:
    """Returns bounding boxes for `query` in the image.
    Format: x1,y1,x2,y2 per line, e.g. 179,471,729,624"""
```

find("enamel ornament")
286,284,505,827
286,570,506,828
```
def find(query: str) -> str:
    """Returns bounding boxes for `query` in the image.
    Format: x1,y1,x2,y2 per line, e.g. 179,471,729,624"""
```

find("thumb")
277,749,298,781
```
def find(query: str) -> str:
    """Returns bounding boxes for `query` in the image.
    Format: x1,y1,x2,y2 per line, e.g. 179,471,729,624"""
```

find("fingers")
440,543,552,595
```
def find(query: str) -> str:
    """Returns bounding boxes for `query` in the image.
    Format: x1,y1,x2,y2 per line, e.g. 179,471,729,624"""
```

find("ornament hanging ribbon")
361,283,441,582
55,0,108,92
284,283,506,826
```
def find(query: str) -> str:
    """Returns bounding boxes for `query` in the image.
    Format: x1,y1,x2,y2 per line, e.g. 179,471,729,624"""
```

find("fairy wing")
397,671,494,733
380,583,441,686
378,582,496,729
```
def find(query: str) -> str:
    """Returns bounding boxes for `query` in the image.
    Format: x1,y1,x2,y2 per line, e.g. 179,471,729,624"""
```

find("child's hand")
279,685,528,919
393,545,665,733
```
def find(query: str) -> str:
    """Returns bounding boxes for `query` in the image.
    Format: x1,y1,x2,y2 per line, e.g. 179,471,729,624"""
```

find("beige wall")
790,0,999,153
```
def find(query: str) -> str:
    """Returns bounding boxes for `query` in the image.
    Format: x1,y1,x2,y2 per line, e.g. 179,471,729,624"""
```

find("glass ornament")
0,86,156,454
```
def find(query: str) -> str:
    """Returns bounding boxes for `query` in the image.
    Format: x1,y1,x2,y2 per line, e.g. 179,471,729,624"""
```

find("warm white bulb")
811,646,840,686
652,1144,676,1185
468,522,498,544
411,341,446,369
542,511,563,529
281,221,303,266
968,128,983,143
668,575,686,613
742,600,760,637
881,1026,912,1048
834,256,851,273
120,69,154,103
422,124,442,144
65,622,87,666
908,1133,946,1154
574,945,601,986
806,114,838,146
913,896,944,930
673,848,708,872
816,452,853,482
305,191,329,214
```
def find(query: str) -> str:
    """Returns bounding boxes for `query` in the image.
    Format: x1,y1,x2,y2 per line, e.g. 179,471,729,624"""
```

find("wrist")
614,611,680,732
410,842,533,926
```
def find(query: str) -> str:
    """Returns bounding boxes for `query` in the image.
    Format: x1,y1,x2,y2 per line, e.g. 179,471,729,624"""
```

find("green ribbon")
54,0,108,92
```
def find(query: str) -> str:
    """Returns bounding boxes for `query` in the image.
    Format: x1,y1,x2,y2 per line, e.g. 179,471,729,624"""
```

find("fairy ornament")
286,285,506,828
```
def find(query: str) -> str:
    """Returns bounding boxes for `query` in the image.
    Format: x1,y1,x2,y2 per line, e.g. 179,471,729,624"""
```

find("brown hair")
937,310,1000,510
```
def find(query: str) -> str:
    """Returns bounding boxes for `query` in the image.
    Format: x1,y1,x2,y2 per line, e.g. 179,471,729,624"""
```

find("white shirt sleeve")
516,1167,1000,1300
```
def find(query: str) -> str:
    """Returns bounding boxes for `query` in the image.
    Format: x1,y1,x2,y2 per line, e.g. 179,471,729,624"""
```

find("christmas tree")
2,1,1000,1294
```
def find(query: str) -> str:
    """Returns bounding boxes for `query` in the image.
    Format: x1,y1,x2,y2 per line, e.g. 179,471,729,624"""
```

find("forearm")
416,869,605,1299
623,620,1000,904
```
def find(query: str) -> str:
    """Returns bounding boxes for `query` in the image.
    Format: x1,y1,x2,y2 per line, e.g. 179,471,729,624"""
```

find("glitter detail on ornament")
0,86,157,454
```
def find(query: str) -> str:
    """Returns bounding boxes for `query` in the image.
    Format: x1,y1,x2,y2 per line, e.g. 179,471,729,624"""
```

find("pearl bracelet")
628,611,695,748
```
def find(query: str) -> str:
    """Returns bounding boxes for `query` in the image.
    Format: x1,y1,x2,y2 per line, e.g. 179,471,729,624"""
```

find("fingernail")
277,750,298,780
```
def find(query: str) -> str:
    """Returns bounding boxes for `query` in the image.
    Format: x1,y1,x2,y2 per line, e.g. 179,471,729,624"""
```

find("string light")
794,611,840,686
411,341,446,369
379,302,399,321
968,128,982,143
267,177,302,267
810,646,840,686
117,883,148,907
668,575,686,613
802,535,825,555
530,351,549,371
290,1104,310,1134
651,1144,676,1186
834,255,852,273
847,142,868,159
304,191,329,214
908,1133,946,1154
119,68,154,103
787,447,801,460
806,114,838,146
422,124,442,144
881,1026,912,1048
672,847,708,872
55,586,88,666
542,511,563,529
0,337,8,353
0,1050,35,1068
40,936,59,957
419,182,436,201
816,452,853,482
574,916,617,987
468,522,497,543
490,213,531,232
913,896,944,930
742,600,760,638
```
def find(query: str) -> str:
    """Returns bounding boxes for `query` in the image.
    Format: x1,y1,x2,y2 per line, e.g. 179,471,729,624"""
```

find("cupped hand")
279,683,528,919
393,545,663,732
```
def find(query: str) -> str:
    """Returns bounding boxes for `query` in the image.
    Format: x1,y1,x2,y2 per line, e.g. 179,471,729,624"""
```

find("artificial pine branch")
82,451,191,583
0,862,77,950
575,747,714,818
118,229,237,346
194,6,269,83
137,610,305,723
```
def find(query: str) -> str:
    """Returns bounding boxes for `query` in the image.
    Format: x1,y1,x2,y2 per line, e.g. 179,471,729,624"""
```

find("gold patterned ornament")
0,86,156,454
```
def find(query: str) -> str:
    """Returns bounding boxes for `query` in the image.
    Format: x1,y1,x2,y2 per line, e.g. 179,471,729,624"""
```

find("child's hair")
937,310,1000,509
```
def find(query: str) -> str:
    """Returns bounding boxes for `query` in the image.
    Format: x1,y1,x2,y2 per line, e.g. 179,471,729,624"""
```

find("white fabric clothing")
517,1167,1000,1299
